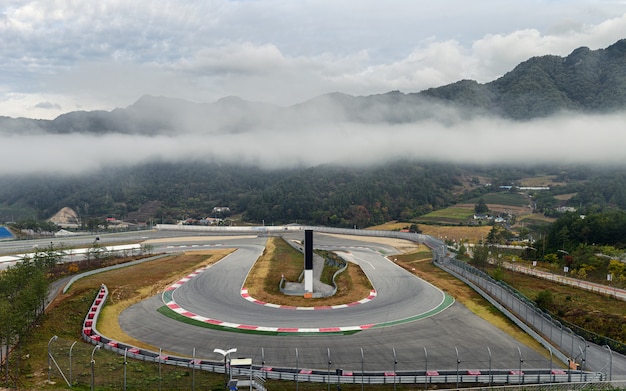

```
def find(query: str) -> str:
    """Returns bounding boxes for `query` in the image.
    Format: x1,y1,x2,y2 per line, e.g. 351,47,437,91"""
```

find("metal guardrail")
73,225,615,386
435,256,623,378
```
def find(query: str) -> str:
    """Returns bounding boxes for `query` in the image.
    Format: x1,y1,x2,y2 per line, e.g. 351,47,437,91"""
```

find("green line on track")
157,291,454,335
162,290,173,302
371,292,455,328
157,306,359,336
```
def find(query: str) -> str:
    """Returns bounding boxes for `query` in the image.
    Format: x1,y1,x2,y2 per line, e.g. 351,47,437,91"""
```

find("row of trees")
541,210,626,253
7,219,58,234
465,209,626,287
1,249,58,385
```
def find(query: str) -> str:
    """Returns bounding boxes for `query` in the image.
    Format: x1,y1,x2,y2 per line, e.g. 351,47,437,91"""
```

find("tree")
608,259,625,280
408,224,421,233
543,253,559,264
491,266,505,281
87,239,106,261
486,225,501,244
517,226,530,241
141,243,155,255
535,290,554,311
474,198,489,214
471,245,489,270
0,259,49,380
457,243,468,259
30,242,62,270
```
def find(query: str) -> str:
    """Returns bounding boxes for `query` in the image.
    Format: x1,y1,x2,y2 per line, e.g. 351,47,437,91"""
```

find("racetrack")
170,245,449,330
119,233,551,372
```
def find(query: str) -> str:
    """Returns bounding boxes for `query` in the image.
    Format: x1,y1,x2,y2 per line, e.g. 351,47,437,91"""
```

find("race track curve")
119,233,551,371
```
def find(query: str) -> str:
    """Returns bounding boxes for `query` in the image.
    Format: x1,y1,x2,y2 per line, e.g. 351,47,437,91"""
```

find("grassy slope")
14,238,579,390
491,262,626,343
245,236,373,307
16,251,232,390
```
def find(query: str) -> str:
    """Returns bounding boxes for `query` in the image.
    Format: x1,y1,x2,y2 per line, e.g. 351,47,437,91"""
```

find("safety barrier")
81,284,598,386
81,288,597,385
75,226,615,385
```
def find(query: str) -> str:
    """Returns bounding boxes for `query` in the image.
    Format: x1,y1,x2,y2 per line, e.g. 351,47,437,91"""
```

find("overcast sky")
2,0,626,120
1,1,626,174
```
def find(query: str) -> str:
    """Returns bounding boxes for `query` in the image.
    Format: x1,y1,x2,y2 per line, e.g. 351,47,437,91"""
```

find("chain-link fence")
47,336,224,390
44,226,624,388
436,256,620,378
50,336,607,390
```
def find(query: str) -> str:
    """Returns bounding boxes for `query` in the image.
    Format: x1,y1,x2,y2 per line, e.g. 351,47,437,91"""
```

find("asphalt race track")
119,233,552,372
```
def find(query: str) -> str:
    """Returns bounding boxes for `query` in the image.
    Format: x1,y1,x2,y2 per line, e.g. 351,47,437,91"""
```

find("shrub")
535,289,554,311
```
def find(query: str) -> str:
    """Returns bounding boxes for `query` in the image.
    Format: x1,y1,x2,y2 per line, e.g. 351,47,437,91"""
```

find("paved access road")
119,233,551,372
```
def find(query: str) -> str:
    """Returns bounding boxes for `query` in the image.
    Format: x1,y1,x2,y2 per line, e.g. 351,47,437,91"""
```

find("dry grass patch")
244,237,373,307
516,213,556,224
519,175,566,187
554,193,577,201
65,250,233,352
419,225,492,244
366,221,492,245
366,221,409,231
244,239,275,292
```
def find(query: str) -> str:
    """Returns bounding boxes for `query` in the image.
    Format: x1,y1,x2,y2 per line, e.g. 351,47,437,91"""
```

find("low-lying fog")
2,109,626,175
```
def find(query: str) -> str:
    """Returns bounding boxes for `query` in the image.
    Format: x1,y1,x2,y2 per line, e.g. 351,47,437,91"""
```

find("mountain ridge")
1,39,625,134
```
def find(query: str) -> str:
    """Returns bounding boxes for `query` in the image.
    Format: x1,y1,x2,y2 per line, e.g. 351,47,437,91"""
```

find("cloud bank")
2,110,626,175
2,1,626,174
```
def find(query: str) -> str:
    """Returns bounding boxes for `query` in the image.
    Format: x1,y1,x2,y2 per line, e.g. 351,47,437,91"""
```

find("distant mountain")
2,39,625,135
422,39,626,118
3,39,626,229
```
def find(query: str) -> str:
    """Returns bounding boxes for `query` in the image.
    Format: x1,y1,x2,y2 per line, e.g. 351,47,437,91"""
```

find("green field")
417,207,475,224
421,207,474,219
466,192,530,207
417,191,530,225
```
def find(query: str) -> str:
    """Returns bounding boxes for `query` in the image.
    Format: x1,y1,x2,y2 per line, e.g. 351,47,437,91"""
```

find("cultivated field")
369,221,492,244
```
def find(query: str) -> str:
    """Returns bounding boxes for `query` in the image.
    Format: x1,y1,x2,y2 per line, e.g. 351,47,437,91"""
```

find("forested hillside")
0,162,289,223
422,39,626,118
5,160,626,232
2,40,626,229
0,161,463,227
1,40,626,136
241,163,461,227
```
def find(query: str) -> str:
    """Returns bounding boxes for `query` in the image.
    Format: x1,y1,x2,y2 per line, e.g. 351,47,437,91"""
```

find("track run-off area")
117,226,555,374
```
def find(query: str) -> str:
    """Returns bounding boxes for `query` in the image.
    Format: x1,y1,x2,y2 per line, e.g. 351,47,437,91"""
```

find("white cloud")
176,43,289,76
470,13,626,80
34,101,61,110
1,1,626,118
